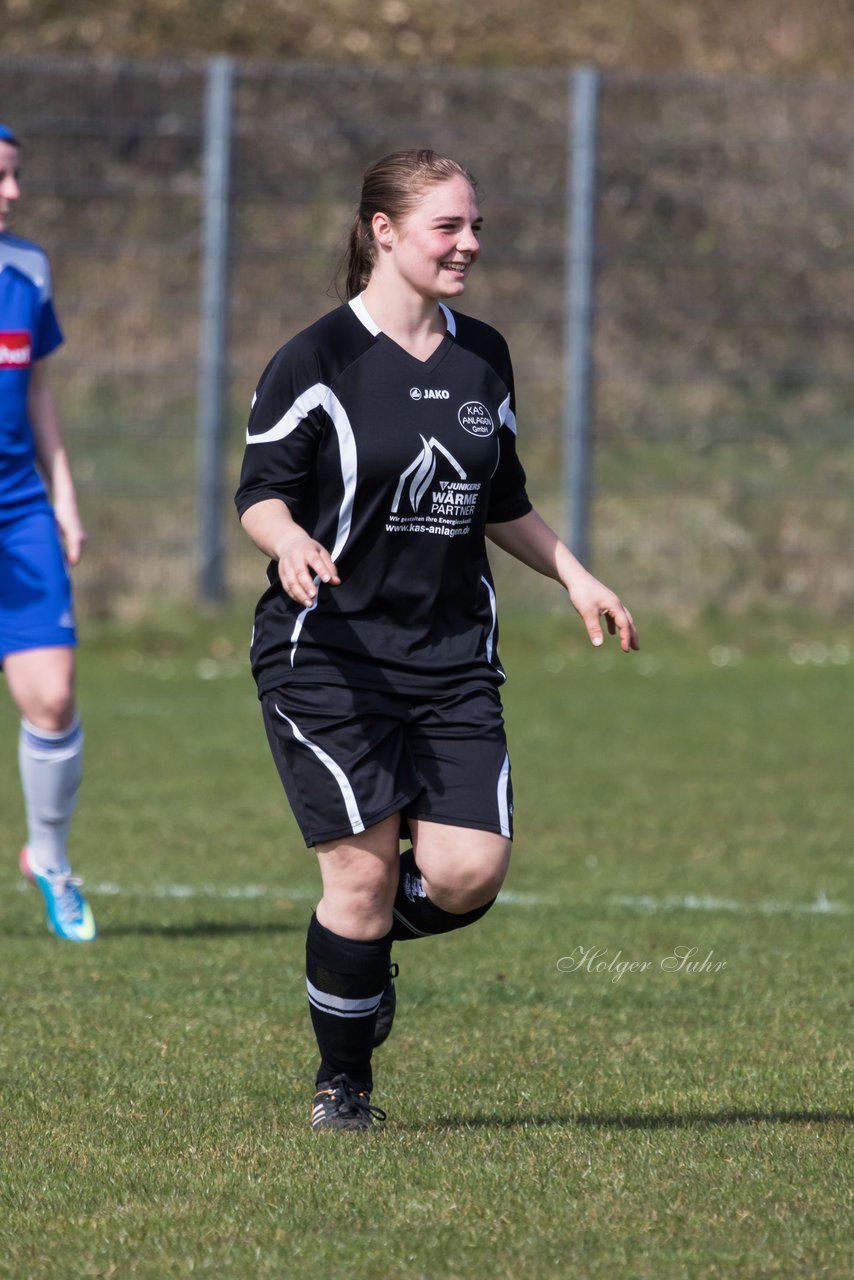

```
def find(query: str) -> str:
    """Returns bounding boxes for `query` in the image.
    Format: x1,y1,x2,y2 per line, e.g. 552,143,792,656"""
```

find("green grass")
0,609,851,1279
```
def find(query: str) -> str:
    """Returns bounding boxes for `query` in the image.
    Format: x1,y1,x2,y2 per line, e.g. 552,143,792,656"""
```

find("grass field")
0,606,851,1279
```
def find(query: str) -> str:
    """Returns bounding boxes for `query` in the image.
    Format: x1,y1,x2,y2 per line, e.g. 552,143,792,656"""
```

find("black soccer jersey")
235,294,532,695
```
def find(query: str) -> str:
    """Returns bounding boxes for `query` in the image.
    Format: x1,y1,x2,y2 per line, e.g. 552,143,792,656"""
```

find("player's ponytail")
339,149,477,301
345,208,375,300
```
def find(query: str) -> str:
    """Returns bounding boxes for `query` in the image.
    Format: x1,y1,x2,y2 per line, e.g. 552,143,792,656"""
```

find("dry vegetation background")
4,2,854,618
5,0,854,77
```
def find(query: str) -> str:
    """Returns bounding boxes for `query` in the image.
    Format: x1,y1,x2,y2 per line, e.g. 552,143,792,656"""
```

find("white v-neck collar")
348,292,457,340
348,292,381,335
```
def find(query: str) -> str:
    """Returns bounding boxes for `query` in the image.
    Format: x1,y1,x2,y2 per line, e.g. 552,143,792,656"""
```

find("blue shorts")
0,507,77,664
261,681,513,847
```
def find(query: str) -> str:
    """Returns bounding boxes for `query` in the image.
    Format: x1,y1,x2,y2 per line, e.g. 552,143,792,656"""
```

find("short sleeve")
484,338,532,525
235,336,326,522
34,296,63,360
33,257,63,360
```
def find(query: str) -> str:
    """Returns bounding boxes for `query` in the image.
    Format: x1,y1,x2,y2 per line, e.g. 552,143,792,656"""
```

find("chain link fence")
3,55,853,617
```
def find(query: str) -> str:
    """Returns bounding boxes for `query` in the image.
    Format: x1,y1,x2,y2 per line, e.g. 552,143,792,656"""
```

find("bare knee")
413,824,511,914
6,652,76,731
27,686,75,731
321,864,394,932
315,818,399,939
425,864,507,913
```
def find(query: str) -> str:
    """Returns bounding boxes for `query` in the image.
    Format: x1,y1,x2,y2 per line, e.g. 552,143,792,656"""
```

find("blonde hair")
343,149,477,300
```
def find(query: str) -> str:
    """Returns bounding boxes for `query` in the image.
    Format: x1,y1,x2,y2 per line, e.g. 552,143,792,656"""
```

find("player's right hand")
275,531,340,607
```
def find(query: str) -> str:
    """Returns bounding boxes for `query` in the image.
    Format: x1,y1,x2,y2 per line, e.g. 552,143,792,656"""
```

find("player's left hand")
53,495,87,566
567,569,639,652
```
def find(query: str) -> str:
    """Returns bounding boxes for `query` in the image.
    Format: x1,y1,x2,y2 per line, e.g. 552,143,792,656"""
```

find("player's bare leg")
408,819,511,914
5,646,94,942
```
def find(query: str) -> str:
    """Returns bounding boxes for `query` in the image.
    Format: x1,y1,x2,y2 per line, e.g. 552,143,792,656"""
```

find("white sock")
18,715,84,877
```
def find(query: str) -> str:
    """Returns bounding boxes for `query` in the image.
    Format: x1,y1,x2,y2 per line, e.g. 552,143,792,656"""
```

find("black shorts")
261,682,513,847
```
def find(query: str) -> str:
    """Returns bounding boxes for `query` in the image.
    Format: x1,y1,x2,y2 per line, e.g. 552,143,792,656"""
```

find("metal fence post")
562,64,600,568
197,54,234,603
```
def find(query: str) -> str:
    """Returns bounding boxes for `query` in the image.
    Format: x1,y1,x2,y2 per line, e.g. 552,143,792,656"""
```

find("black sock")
305,913,392,1091
390,847,496,942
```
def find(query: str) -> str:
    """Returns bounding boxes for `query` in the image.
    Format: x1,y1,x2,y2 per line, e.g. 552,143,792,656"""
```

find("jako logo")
410,387,450,400
458,400,494,437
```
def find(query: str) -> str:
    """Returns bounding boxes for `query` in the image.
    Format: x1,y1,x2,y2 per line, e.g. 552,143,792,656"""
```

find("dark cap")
0,124,21,146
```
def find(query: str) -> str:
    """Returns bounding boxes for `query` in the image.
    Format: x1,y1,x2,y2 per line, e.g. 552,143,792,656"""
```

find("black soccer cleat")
311,1074,387,1131
373,961,399,1048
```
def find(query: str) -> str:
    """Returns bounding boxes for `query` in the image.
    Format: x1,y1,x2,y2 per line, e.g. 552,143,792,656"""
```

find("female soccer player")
236,149,637,1129
0,123,95,942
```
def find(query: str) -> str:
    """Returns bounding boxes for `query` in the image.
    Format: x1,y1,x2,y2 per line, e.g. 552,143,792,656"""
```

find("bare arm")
28,359,86,565
486,508,639,651
240,498,340,608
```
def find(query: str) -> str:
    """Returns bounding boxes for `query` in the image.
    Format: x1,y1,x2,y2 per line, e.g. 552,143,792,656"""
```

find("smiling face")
0,140,21,232
376,173,482,302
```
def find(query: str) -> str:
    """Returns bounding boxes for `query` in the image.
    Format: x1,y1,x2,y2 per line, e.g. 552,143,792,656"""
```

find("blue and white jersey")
0,232,63,520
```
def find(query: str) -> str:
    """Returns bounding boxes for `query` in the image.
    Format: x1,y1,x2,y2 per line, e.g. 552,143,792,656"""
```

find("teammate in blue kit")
236,150,637,1128
0,124,95,943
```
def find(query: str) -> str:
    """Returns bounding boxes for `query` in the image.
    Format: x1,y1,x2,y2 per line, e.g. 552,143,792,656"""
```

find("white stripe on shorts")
273,703,366,835
496,751,511,838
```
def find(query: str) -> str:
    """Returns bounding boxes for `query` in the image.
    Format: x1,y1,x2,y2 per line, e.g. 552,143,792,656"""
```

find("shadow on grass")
94,920,299,939
577,1109,854,1128
430,1109,853,1131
